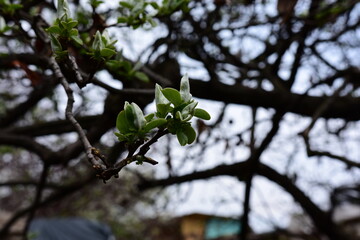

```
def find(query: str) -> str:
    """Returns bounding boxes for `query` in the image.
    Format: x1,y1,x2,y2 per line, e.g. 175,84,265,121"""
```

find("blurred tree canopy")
0,0,360,239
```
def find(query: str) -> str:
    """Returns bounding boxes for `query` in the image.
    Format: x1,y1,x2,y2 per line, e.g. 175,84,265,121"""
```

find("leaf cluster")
46,0,84,58
115,74,210,146
106,58,149,82
88,30,117,62
0,0,22,15
117,0,189,29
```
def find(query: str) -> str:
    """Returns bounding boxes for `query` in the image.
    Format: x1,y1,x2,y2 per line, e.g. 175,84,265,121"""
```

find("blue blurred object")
29,217,115,240
204,217,241,239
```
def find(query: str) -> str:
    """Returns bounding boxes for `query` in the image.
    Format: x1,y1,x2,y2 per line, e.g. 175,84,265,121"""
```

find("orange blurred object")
12,60,42,86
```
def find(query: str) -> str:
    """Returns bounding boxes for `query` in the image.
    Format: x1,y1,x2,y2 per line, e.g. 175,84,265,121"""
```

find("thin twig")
49,57,108,174
92,78,154,95
112,129,169,174
67,55,85,87
301,80,348,137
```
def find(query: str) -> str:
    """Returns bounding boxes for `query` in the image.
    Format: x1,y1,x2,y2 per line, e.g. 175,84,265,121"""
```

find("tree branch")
189,79,360,120
0,133,55,161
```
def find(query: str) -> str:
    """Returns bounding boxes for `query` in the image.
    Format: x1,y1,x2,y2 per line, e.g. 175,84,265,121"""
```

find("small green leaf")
155,84,171,117
149,2,159,9
155,84,170,105
124,102,136,130
131,102,146,130
90,0,104,8
194,108,211,120
116,110,132,134
156,104,171,118
134,71,149,82
118,17,128,23
101,30,116,46
183,124,196,144
176,129,188,146
49,34,63,52
181,101,198,121
148,18,157,27
145,113,155,122
0,16,6,30
122,61,132,72
69,28,78,36
57,0,71,19
47,26,62,34
60,20,67,29
115,132,127,142
105,60,118,70
100,48,116,57
70,35,83,45
162,88,182,106
143,118,167,132
92,31,104,50
119,1,133,9
175,111,183,121
66,20,78,30
54,50,69,59
180,73,192,102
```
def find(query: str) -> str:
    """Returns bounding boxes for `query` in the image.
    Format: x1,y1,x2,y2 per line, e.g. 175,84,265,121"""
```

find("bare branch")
48,57,108,177
0,133,55,161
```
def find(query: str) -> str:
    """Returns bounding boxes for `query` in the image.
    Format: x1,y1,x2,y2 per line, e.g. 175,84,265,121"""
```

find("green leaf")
183,124,196,144
119,1,133,9
54,50,69,59
69,28,79,37
106,60,119,69
90,0,104,8
155,84,171,117
101,30,116,46
176,129,188,146
124,102,136,131
122,61,132,72
144,118,167,133
175,111,183,121
134,71,149,82
155,84,170,105
0,16,6,30
162,88,182,106
92,31,104,50
145,113,155,122
180,73,192,102
70,35,83,45
149,2,159,9
115,132,127,142
100,48,116,57
57,0,71,20
116,110,132,134
194,108,211,120
47,26,62,34
66,20,78,30
181,101,198,121
130,102,146,130
156,104,171,118
131,0,145,15
148,18,157,27
60,20,67,29
118,17,128,23
49,34,63,52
